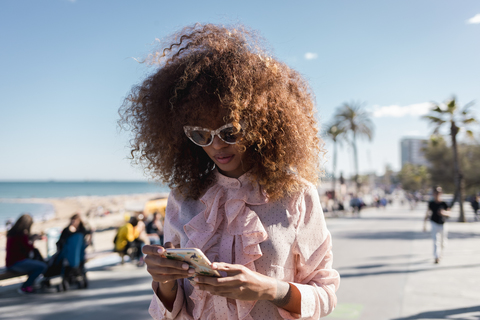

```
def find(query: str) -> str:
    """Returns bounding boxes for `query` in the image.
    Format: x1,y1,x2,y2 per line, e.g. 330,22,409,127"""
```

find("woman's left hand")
193,262,276,301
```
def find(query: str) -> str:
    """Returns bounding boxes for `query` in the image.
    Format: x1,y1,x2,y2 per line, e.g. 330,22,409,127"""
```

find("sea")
0,181,170,231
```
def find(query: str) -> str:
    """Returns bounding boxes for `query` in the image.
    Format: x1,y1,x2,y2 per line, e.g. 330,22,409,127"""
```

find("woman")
120,23,340,319
6,214,47,294
56,213,91,252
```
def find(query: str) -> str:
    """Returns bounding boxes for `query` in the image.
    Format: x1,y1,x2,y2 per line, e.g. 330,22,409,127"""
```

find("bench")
0,268,27,281
0,268,28,287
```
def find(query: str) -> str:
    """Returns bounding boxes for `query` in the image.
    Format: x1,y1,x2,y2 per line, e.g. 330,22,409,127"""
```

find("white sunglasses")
183,123,243,147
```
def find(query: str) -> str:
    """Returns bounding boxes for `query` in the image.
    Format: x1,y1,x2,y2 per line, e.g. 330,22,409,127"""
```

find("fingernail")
188,268,195,274
157,248,164,254
182,263,189,270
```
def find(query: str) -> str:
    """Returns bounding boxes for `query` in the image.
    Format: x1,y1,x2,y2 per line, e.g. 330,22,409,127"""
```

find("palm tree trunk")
451,122,465,222
332,141,337,201
352,134,360,192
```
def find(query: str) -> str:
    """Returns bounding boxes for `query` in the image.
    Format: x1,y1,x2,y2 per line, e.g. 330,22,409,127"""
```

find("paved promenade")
325,202,480,320
0,202,479,320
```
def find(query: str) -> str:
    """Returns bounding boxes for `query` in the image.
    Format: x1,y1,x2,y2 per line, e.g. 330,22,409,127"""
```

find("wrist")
154,280,177,312
159,279,177,289
264,277,279,301
268,280,291,306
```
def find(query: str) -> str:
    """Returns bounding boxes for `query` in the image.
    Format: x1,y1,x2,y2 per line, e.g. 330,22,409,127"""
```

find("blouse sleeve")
278,185,340,319
148,190,187,319
148,281,187,320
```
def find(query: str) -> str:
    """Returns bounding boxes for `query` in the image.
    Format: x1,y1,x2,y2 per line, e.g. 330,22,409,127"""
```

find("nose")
211,135,228,149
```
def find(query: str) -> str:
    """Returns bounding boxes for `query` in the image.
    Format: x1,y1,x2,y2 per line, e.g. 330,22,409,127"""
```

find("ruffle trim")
183,171,268,320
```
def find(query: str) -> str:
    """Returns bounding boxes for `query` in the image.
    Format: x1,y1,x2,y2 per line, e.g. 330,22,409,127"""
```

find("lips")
215,154,234,164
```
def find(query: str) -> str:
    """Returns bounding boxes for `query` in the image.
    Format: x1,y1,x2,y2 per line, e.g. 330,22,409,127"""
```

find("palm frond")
431,105,444,113
461,100,475,115
422,115,446,125
446,98,457,114
324,123,346,145
463,118,477,124
333,101,374,142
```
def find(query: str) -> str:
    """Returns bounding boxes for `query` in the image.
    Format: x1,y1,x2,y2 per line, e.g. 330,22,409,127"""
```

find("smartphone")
165,248,221,277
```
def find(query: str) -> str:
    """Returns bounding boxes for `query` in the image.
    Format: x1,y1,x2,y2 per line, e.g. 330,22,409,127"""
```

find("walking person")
423,186,451,264
120,23,339,319
470,194,479,221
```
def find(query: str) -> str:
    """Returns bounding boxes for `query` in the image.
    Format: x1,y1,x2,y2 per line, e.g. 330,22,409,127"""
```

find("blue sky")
1,0,479,181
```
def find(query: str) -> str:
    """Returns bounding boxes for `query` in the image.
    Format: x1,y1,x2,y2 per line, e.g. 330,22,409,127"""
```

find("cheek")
236,146,250,162
238,150,248,163
202,146,216,160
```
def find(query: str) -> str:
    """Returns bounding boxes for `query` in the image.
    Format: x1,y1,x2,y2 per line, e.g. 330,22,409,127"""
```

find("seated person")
45,213,91,277
115,216,144,265
57,213,92,252
6,214,47,294
145,212,164,245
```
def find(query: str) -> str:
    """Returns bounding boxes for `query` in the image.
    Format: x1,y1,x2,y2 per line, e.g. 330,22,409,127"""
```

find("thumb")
152,242,174,256
142,244,164,255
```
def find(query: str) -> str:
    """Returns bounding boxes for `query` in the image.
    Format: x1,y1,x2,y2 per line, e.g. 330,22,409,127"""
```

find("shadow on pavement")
337,259,431,271
0,266,154,320
369,254,416,260
1,296,152,320
341,230,480,241
347,216,424,222
339,262,480,278
34,301,151,320
391,305,480,320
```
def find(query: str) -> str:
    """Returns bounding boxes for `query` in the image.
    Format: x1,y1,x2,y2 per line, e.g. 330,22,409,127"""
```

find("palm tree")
422,97,477,222
333,102,374,191
325,124,345,198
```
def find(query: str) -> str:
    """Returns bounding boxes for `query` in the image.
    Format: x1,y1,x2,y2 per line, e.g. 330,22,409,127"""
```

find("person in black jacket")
471,194,479,221
423,187,450,264
56,213,91,252
46,213,91,275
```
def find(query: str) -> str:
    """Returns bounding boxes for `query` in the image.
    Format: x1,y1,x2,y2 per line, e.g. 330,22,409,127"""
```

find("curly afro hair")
119,23,324,201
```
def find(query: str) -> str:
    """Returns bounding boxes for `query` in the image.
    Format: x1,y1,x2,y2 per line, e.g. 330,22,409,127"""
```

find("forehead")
189,108,229,129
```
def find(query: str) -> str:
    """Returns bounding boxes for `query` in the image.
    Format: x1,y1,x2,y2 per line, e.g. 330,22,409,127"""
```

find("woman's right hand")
142,242,195,285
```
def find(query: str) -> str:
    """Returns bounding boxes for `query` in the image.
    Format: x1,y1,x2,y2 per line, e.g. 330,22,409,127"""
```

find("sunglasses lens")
190,130,212,146
220,127,241,143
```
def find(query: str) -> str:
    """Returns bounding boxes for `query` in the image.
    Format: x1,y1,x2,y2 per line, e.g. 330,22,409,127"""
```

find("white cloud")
304,52,318,60
372,102,433,118
467,14,480,24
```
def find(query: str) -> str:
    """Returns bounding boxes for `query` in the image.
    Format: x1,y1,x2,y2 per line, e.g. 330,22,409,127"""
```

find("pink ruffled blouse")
149,171,340,320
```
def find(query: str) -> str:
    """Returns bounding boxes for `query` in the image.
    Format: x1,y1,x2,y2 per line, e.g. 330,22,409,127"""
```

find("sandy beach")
0,192,168,268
